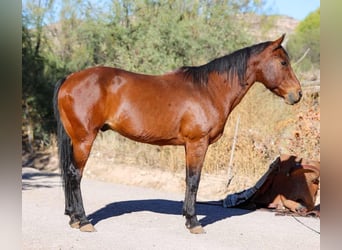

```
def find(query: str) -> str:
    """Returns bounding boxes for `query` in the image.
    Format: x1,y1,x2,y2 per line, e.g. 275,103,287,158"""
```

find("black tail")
53,77,72,201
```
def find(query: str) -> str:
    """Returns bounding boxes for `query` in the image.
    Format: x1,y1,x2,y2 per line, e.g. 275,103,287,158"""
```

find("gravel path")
22,167,320,250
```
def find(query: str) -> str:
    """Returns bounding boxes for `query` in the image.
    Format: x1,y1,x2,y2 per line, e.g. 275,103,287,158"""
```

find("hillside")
239,14,299,42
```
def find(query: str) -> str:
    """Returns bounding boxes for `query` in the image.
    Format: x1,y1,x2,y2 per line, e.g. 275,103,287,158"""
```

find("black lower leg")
183,170,201,229
65,164,90,227
64,164,76,223
73,184,90,227
72,171,90,226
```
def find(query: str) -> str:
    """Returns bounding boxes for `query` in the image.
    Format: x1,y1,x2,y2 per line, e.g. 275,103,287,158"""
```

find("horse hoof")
69,221,80,229
80,223,96,232
189,225,206,234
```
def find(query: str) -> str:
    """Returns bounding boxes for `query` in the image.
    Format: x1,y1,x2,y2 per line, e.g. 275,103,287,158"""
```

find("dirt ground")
22,166,320,250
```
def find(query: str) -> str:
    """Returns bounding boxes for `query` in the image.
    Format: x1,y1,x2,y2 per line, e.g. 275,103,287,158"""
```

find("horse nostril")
299,90,303,98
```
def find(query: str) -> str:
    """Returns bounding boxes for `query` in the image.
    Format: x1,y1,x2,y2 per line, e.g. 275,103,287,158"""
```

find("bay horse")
53,34,302,234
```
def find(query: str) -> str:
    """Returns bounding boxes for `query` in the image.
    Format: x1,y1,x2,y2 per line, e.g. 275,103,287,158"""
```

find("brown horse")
53,34,301,234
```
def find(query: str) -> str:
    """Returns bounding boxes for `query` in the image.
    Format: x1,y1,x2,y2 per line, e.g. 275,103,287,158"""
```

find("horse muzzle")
285,90,302,105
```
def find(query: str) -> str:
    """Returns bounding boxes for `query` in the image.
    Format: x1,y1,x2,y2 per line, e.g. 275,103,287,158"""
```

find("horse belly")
108,101,185,145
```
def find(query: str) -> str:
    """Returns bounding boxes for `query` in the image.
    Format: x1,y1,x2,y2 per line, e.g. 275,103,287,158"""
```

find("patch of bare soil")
22,147,256,202
83,154,256,201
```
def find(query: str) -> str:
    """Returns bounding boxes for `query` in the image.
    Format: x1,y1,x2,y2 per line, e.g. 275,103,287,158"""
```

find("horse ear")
271,34,286,49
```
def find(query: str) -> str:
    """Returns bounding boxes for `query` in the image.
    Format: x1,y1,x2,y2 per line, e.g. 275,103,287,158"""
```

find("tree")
22,0,266,150
22,0,57,150
286,8,320,73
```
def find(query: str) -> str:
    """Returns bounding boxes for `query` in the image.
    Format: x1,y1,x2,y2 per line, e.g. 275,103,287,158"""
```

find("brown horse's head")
256,34,302,105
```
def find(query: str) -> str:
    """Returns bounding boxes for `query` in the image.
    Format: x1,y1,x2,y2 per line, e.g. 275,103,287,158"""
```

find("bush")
287,8,320,73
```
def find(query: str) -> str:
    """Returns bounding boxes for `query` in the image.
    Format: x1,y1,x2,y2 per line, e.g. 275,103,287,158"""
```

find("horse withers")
53,34,301,234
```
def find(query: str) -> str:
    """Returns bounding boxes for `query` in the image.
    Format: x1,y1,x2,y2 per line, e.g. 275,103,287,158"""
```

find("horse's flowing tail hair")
53,77,72,211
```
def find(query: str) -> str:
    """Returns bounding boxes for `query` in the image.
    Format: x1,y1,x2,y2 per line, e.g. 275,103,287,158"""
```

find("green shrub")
287,8,320,72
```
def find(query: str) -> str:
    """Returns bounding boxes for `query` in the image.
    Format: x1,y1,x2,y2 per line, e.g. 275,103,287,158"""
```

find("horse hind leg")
54,118,84,230
66,134,97,232
64,163,83,229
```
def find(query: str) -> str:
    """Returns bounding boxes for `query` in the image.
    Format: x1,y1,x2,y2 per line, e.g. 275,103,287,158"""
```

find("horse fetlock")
68,214,80,229
185,216,205,234
69,220,80,229
185,215,201,228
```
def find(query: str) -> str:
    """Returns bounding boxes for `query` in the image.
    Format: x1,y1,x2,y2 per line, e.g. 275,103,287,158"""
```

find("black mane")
181,41,271,85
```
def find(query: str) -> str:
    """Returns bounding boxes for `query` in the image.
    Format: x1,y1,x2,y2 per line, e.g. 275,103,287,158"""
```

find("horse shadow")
87,199,251,228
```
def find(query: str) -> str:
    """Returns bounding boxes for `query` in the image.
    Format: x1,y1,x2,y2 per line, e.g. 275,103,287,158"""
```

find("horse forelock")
180,41,271,86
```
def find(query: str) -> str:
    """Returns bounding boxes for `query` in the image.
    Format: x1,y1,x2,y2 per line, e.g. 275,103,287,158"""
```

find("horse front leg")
183,138,209,234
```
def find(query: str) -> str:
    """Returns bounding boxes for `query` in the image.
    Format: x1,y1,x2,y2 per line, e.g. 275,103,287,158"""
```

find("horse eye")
281,61,287,66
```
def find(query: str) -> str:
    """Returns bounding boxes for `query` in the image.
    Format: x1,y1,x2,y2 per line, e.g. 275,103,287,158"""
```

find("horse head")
255,34,302,105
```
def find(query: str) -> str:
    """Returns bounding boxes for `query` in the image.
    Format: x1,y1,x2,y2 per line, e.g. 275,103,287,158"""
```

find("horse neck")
231,56,261,108
208,67,257,119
